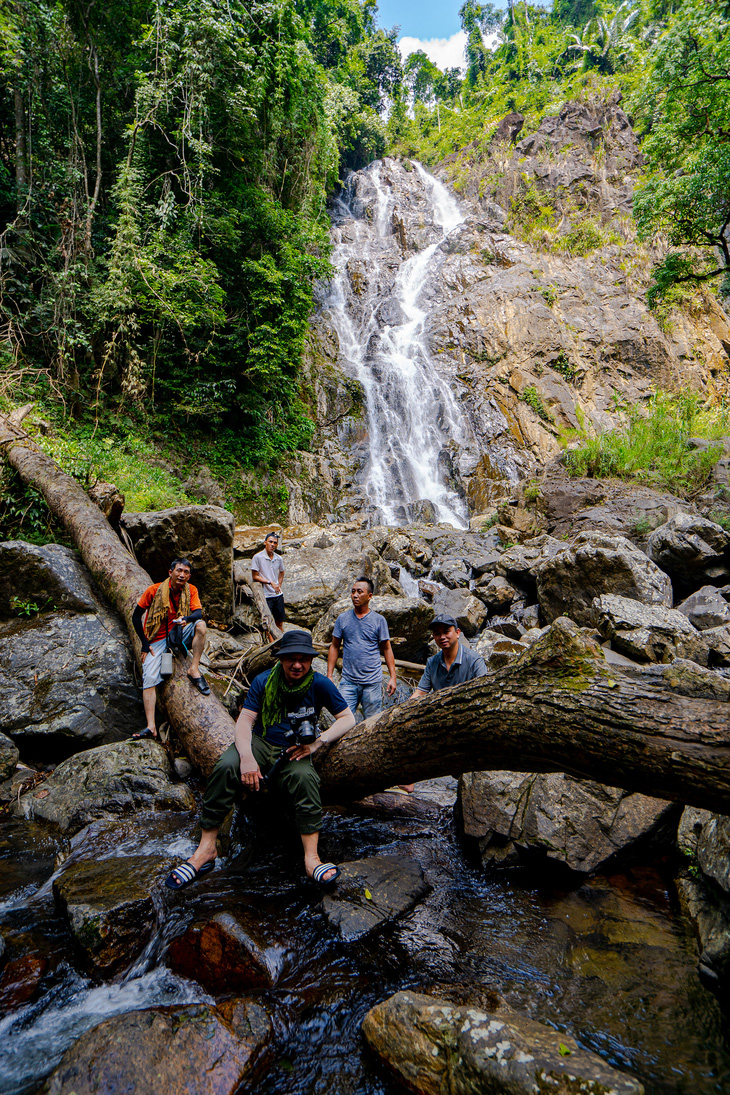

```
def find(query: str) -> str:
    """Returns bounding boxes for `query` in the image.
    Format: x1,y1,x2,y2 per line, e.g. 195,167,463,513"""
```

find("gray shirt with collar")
417,642,488,693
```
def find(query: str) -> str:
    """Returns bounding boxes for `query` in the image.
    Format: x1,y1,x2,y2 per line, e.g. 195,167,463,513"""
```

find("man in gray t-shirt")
251,532,285,630
327,577,397,721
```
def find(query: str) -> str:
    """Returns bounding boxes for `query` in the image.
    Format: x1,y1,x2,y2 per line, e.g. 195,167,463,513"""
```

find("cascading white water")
325,161,470,528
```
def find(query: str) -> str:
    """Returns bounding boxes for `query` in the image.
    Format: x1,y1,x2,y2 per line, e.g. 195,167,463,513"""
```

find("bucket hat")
276,630,318,658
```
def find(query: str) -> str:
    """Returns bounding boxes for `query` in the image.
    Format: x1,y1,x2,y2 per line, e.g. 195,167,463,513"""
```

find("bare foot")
398,784,415,794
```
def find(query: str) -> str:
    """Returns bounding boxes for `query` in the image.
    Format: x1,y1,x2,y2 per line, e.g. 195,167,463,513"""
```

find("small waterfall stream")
324,160,470,528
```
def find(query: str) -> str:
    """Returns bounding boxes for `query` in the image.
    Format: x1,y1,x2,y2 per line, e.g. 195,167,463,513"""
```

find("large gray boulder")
0,731,19,780
460,770,677,873
0,609,142,757
593,593,709,665
362,990,644,1095
15,740,194,834
536,531,672,626
282,536,395,628
120,505,235,622
495,533,564,594
313,595,434,661
430,588,487,637
647,512,730,587
675,585,730,630
676,808,730,984
0,542,97,617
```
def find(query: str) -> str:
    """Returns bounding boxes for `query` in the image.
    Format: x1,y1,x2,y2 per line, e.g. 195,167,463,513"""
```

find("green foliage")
0,469,57,544
633,0,730,298
520,385,553,423
550,351,578,383
564,391,729,497
0,0,402,471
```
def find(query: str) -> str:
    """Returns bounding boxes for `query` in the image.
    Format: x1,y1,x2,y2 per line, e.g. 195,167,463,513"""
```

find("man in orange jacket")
131,556,208,738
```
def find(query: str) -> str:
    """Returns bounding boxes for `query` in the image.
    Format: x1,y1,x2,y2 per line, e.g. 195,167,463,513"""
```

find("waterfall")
324,160,471,528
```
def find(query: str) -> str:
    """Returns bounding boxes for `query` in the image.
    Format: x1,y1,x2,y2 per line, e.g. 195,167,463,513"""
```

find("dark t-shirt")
243,669,348,747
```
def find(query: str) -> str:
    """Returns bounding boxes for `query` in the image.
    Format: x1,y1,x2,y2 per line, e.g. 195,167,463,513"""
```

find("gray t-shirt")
333,608,390,685
417,643,487,693
251,550,284,598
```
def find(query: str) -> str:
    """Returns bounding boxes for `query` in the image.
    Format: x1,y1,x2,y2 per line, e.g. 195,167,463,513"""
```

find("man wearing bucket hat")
165,630,355,890
411,614,488,697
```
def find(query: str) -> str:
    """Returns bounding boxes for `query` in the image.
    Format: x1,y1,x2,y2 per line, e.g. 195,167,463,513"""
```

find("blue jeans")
339,676,383,723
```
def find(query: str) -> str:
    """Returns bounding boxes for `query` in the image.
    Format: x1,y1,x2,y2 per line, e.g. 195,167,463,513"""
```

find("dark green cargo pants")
199,735,322,835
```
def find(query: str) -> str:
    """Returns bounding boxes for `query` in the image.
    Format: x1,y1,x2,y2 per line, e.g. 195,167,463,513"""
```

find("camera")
283,712,319,749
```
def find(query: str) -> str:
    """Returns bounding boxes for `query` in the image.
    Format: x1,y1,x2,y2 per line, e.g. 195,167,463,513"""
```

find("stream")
1,782,729,1094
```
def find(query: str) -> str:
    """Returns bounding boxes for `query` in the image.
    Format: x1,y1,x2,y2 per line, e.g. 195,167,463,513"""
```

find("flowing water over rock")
1,789,729,1093
322,161,474,527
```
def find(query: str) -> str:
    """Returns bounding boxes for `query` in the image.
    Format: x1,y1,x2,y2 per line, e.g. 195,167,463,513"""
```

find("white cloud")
398,31,467,73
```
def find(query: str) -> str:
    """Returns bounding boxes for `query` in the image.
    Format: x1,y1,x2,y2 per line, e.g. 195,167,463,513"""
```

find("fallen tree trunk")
4,410,730,814
0,409,235,774
314,617,730,815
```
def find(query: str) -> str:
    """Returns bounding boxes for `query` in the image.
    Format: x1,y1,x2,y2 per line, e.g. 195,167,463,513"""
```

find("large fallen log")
4,409,730,814
0,409,234,774
314,617,730,816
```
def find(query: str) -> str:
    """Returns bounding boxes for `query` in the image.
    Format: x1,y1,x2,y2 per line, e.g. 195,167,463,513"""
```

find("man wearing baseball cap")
165,630,355,890
412,614,487,698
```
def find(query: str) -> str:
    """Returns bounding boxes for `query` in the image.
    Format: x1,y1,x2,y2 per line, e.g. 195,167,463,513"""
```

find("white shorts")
142,621,197,689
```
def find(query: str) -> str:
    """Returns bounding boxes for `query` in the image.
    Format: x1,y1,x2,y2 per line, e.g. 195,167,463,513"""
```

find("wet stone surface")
322,854,431,942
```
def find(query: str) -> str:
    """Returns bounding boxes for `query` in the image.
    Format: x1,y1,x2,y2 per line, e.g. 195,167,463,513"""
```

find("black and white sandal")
164,860,215,890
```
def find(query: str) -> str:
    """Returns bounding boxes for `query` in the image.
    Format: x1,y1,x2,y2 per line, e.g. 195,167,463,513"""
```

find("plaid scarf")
143,579,191,641
260,661,314,738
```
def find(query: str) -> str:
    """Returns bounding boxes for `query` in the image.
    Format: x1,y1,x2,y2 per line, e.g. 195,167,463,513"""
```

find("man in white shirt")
251,532,285,629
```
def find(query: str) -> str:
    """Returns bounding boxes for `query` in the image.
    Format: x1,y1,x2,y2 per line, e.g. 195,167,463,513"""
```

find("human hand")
287,739,321,761
271,583,281,594
240,761,262,791
141,651,148,664
387,676,397,696
172,616,186,625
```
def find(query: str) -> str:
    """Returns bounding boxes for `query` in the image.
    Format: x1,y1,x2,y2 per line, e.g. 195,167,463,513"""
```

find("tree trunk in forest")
14,86,27,197
3,410,730,815
0,410,235,775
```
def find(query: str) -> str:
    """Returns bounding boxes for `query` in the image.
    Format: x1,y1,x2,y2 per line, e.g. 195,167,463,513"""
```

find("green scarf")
260,662,315,739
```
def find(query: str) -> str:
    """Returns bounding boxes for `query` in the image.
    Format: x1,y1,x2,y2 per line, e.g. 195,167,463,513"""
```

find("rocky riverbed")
1,479,730,1092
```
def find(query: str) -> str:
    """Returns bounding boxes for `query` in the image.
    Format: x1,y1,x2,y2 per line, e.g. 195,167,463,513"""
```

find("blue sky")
376,0,506,71
375,0,463,39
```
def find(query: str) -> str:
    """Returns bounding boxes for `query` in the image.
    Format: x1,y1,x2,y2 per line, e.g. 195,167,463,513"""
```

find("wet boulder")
282,536,394,628
53,855,175,978
473,573,516,611
593,594,709,665
473,633,526,669
41,1002,272,1095
168,912,280,993
0,608,142,760
677,808,730,985
430,557,471,588
705,624,730,666
322,855,430,941
313,595,434,660
430,588,486,637
647,512,730,588
362,990,644,1095
0,542,98,617
0,731,19,780
16,740,194,834
495,533,563,594
460,770,678,873
536,531,672,626
120,505,235,623
675,585,730,631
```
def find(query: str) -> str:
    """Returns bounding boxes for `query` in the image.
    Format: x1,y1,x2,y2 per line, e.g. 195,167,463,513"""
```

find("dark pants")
199,736,322,835
266,594,286,624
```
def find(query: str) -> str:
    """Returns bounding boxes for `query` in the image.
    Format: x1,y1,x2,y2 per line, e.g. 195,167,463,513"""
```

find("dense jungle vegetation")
0,0,728,533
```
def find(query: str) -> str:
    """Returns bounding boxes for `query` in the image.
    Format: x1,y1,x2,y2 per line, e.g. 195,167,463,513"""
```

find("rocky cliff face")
281,92,730,526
